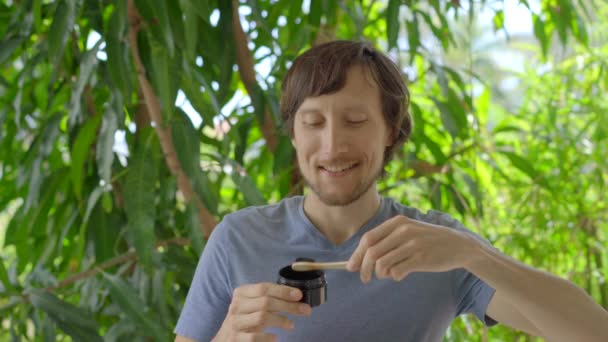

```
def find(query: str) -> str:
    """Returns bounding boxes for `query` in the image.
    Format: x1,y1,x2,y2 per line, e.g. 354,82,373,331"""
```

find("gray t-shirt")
175,196,497,341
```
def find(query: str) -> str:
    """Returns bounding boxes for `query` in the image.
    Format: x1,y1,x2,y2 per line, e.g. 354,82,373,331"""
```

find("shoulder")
211,196,303,241
383,198,462,228
384,197,491,244
221,196,302,226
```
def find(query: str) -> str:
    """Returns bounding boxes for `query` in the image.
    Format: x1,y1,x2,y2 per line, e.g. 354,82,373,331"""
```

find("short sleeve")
453,270,498,326
174,223,232,341
424,210,498,327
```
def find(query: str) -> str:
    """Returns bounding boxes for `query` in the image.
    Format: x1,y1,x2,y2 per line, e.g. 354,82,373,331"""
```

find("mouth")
318,162,359,176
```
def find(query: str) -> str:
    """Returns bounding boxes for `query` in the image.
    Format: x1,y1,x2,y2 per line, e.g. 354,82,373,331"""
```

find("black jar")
277,258,327,307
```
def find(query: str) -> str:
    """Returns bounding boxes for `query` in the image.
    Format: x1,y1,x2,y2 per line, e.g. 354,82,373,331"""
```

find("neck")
303,186,382,245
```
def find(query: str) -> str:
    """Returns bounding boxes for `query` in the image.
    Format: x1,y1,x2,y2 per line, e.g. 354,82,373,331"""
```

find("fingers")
223,282,312,339
234,311,294,332
236,283,302,301
388,256,418,281
348,216,404,271
235,332,278,342
376,243,414,280
231,295,312,316
359,234,403,283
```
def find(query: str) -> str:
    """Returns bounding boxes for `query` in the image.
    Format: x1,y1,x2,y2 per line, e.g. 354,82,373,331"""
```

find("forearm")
466,240,608,341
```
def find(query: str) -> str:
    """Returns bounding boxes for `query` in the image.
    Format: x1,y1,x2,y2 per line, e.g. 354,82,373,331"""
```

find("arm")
174,336,197,342
347,215,608,341
468,239,608,342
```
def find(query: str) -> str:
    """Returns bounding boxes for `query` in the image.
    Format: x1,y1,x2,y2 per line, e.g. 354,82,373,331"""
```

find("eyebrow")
296,108,321,115
296,104,371,115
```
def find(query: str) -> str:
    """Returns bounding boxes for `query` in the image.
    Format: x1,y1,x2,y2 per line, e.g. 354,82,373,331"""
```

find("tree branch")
47,238,191,291
231,0,278,151
127,0,217,238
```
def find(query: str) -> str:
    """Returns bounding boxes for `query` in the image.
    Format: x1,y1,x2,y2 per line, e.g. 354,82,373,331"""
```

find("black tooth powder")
277,258,327,307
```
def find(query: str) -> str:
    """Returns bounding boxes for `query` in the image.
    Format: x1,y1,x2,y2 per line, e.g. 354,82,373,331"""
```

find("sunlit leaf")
533,13,550,59
492,10,504,32
499,151,539,183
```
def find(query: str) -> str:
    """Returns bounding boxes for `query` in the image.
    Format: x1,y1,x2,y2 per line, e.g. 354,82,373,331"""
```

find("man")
174,40,608,341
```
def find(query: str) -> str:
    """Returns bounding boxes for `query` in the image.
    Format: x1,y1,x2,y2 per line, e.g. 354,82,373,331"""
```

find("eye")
347,119,368,126
303,120,323,127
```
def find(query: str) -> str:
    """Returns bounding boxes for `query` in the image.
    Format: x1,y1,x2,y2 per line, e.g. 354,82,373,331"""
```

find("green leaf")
231,168,266,206
553,0,572,45
70,113,102,199
416,10,448,50
189,0,211,24
149,41,177,121
405,16,420,64
180,0,198,62
105,1,130,96
571,12,588,46
96,107,117,183
87,203,118,263
492,10,504,32
492,124,522,135
149,0,175,57
499,151,538,182
48,0,77,67
475,86,490,123
192,169,219,215
68,39,101,127
186,200,206,256
171,110,200,177
273,136,295,176
532,14,550,59
0,36,26,65
386,0,400,50
101,191,113,213
430,96,462,139
104,318,136,341
81,186,104,229
308,0,322,30
101,273,168,341
462,173,483,217
429,181,443,210
29,289,102,341
446,88,468,136
0,258,16,294
448,186,466,216
251,84,267,126
421,134,446,164
123,141,157,272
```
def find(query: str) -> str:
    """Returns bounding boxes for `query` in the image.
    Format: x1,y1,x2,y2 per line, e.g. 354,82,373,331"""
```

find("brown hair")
280,40,412,168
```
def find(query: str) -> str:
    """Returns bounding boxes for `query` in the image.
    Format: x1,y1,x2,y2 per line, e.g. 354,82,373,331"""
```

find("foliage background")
1,0,607,340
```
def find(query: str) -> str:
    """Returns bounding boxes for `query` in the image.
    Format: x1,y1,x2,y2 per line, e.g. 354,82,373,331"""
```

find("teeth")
323,163,356,172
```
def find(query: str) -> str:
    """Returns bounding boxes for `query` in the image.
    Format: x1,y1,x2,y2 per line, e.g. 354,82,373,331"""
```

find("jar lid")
277,257,326,289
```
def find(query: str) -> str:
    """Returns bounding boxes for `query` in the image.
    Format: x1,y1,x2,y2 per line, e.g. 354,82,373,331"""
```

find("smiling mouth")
319,163,359,175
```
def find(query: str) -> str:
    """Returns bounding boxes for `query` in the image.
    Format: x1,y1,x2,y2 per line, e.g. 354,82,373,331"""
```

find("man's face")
292,65,393,206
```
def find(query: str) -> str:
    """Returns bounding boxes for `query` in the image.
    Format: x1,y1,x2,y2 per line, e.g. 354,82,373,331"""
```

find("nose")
321,121,348,156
